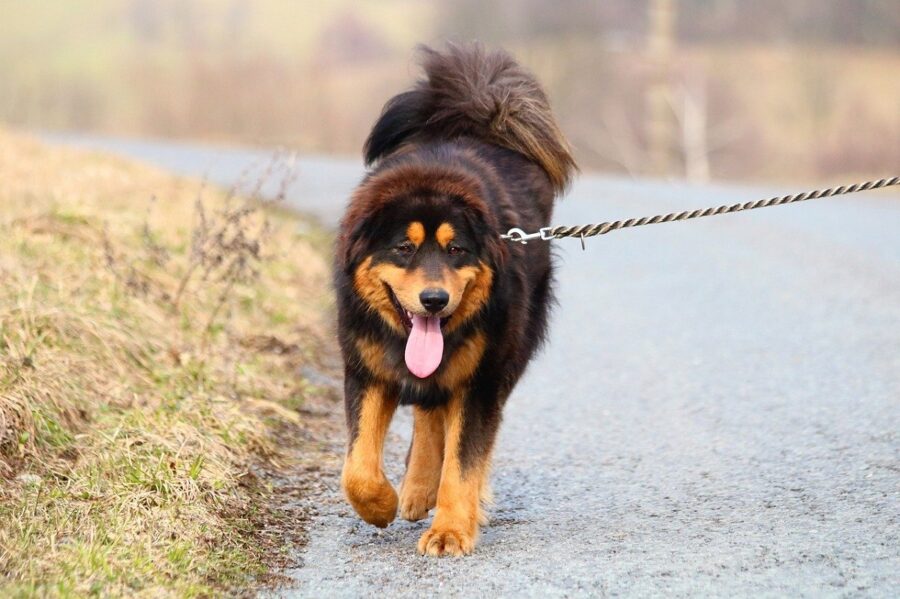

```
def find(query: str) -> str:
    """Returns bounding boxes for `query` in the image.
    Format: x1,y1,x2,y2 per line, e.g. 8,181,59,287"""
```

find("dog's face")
350,200,494,337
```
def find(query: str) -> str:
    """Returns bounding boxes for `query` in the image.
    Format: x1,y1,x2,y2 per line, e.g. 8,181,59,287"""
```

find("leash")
501,176,899,246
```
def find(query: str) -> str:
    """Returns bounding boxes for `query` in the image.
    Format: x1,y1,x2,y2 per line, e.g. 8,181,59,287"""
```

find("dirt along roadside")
0,129,342,597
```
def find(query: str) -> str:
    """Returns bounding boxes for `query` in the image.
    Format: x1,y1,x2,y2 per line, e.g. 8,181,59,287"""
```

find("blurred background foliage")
0,0,897,182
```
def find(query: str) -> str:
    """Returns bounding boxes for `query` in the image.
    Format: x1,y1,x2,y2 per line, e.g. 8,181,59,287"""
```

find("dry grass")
0,130,334,596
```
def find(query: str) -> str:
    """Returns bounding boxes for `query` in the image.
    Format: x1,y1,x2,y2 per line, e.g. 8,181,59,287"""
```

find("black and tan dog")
334,44,575,556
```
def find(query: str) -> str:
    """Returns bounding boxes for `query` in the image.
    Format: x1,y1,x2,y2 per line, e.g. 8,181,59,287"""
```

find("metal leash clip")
500,227,555,244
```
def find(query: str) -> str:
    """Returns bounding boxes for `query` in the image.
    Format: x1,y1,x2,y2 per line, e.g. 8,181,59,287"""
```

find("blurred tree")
315,11,392,65
646,0,677,177
1,0,896,181
440,0,900,47
439,0,645,43
678,0,899,46
128,0,163,43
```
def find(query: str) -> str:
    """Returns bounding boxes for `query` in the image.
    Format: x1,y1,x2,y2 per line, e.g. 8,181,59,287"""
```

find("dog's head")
352,203,492,331
339,163,504,377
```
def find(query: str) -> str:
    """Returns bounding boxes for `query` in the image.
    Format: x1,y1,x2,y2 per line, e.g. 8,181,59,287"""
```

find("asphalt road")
47,134,900,597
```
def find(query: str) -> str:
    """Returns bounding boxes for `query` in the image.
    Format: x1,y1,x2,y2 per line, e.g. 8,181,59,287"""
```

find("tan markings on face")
379,264,432,313
442,263,493,333
435,223,455,248
353,256,406,333
354,256,433,326
355,257,493,327
437,330,486,390
407,221,425,246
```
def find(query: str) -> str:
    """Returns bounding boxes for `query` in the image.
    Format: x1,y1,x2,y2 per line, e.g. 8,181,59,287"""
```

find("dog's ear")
338,213,372,273
363,90,428,166
484,230,508,269
481,226,508,271
462,208,508,270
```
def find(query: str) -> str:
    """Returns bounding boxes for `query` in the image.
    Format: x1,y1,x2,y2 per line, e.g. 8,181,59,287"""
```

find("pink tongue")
404,315,444,378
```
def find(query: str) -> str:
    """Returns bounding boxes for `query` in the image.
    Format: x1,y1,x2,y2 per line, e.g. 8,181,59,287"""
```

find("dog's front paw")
342,471,398,528
417,526,476,557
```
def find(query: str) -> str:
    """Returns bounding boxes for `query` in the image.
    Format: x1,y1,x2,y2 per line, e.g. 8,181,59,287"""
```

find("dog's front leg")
341,380,399,527
399,405,445,521
417,390,497,557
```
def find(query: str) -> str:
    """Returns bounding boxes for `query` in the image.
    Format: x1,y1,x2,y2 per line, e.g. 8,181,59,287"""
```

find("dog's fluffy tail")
363,43,576,193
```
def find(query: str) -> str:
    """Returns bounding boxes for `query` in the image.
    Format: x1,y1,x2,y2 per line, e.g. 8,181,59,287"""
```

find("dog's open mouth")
387,287,414,329
386,286,448,379
386,286,450,330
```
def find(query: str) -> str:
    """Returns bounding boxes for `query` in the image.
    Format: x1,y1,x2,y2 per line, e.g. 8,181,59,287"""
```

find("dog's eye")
394,241,416,255
447,244,466,256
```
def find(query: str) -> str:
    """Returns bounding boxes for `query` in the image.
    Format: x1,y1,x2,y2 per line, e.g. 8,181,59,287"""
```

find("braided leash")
501,176,899,245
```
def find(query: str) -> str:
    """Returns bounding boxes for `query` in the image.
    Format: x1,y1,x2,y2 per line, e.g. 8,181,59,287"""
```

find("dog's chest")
367,332,479,407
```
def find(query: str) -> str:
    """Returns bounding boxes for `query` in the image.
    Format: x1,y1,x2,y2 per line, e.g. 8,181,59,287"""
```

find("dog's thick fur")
334,44,575,556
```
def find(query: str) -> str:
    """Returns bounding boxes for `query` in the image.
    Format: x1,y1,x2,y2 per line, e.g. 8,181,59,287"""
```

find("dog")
334,43,576,557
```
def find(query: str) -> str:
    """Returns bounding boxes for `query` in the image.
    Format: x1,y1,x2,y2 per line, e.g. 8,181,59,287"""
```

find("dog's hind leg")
399,405,445,521
478,459,494,526
341,382,399,528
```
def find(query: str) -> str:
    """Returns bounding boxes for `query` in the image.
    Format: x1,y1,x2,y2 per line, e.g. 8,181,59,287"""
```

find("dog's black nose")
419,288,449,313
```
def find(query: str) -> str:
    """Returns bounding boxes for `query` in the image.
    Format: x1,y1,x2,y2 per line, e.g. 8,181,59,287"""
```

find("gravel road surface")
47,134,900,597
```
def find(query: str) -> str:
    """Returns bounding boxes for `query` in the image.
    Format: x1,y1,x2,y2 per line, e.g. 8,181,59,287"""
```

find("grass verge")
0,130,335,596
